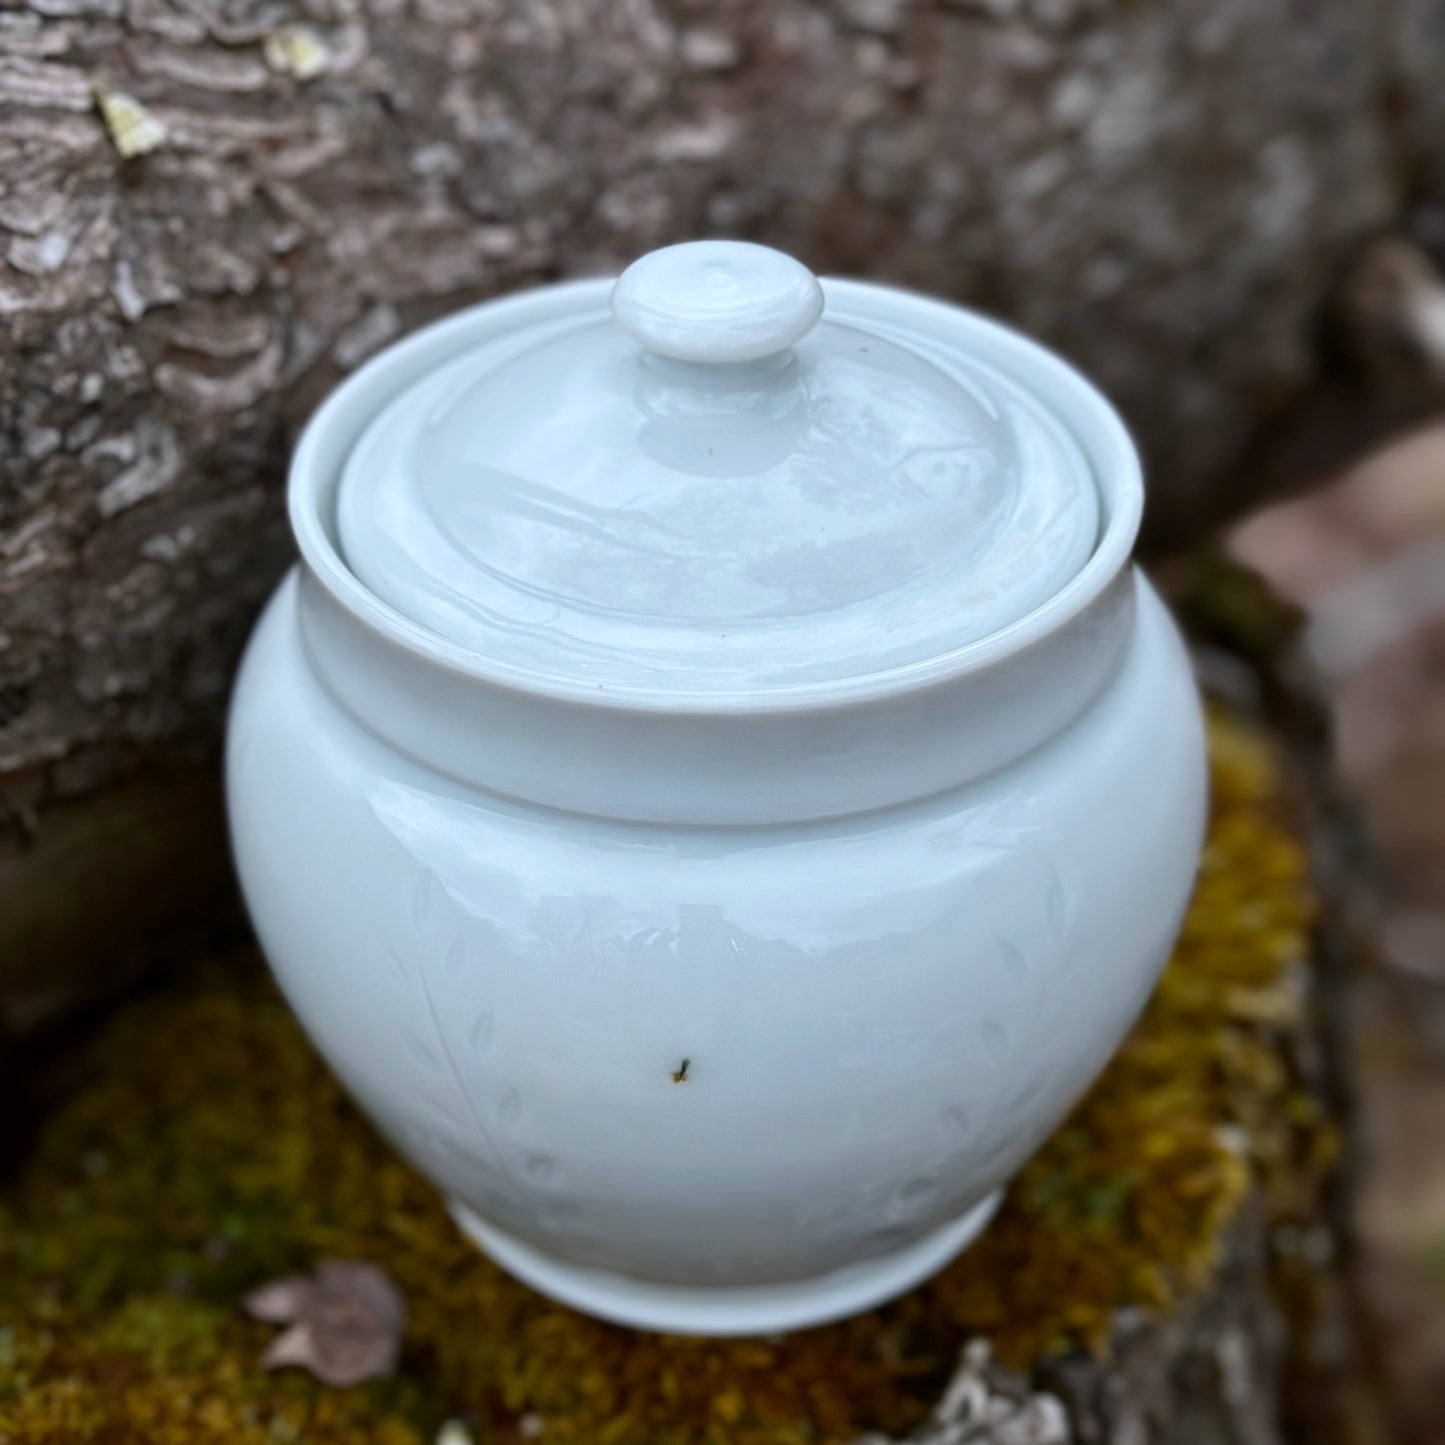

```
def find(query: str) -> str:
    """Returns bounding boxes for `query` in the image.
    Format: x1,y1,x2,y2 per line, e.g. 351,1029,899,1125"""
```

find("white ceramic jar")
227,241,1207,1336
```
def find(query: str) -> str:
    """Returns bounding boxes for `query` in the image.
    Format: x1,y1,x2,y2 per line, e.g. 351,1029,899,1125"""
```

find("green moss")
1170,548,1306,665
0,708,1330,1445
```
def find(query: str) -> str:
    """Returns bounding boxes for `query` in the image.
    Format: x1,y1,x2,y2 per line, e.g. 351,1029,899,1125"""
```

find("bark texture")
3,0,1445,1010
860,1217,1314,1445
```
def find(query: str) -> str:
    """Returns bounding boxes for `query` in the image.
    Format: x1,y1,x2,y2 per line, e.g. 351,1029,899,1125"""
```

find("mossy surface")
0,709,1330,1445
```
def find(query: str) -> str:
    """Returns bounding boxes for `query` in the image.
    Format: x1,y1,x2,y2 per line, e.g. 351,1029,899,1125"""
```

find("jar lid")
336,241,1099,699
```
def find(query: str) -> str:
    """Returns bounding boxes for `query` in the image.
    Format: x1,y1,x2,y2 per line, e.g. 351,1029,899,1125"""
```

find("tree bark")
4,0,1445,1016
859,1215,1329,1445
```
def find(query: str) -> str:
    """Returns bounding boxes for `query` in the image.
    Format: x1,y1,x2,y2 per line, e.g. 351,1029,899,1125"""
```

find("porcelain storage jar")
227,241,1207,1336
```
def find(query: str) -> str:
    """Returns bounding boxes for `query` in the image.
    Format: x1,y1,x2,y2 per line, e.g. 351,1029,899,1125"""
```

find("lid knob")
611,240,825,365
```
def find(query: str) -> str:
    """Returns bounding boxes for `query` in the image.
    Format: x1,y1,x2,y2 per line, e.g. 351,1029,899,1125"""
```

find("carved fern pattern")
381,860,522,1209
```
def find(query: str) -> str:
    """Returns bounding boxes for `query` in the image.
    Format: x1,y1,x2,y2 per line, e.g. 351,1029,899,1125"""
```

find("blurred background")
1231,425,1445,1445
3,1,1445,1440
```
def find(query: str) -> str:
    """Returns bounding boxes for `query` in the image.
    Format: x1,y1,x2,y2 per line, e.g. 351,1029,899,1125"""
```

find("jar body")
226,565,1206,1334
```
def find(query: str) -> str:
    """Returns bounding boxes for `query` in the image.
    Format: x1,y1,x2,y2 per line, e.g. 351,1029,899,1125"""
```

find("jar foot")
447,1189,1004,1336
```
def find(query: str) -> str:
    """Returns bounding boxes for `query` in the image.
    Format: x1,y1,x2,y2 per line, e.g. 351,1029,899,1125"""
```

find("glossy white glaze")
227,244,1208,1334
610,239,825,362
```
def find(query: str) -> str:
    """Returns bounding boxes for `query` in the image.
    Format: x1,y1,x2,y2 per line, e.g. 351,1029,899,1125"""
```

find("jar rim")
289,274,1142,718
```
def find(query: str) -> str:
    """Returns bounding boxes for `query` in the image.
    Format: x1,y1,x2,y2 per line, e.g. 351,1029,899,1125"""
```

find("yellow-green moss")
0,708,1329,1445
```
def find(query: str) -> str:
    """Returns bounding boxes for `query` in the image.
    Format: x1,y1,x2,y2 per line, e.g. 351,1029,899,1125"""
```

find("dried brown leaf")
243,1259,406,1387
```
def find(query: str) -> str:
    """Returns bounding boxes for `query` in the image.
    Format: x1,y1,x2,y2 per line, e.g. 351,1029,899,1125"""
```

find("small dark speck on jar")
671,1058,691,1083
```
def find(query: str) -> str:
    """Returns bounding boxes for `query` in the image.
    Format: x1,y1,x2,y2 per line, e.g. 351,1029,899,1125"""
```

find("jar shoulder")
228,567,1204,911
